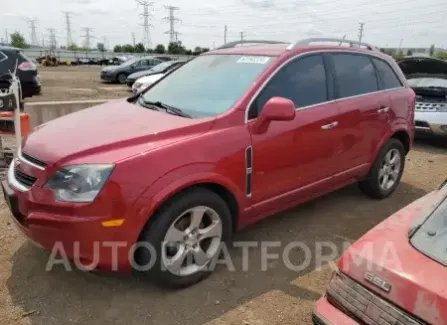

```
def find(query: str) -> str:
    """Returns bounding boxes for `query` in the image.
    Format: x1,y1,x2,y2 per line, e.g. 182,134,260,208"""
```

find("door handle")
377,106,390,114
321,121,338,130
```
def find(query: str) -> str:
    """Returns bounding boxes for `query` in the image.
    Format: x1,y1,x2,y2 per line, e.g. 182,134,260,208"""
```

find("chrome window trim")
0,51,8,63
8,160,30,192
244,49,406,123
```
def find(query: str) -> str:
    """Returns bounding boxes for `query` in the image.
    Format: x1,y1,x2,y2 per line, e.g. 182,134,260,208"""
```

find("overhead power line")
164,5,181,44
28,18,39,47
136,0,154,49
62,11,74,47
81,27,93,50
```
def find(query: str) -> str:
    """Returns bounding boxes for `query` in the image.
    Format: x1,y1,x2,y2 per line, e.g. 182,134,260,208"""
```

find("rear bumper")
312,296,360,325
414,111,447,136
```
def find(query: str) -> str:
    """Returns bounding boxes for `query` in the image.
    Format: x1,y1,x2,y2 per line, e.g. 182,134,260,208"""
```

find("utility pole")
136,0,154,49
224,25,227,44
358,22,365,43
62,11,73,47
46,28,57,49
28,19,39,47
132,32,136,47
240,31,244,42
81,27,93,50
4,29,8,45
164,5,181,44
103,36,108,50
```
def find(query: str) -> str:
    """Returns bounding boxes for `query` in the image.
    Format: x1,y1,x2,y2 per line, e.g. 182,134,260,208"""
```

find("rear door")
248,54,342,207
330,53,390,171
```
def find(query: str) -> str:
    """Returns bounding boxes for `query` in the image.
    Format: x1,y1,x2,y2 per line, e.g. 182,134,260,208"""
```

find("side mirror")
252,97,296,134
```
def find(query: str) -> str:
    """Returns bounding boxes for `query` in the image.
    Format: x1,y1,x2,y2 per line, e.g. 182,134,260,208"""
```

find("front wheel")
117,73,127,84
136,188,232,288
359,138,405,199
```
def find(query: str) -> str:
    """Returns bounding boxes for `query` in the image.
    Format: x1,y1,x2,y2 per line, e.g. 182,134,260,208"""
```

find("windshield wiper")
143,100,192,118
137,96,160,111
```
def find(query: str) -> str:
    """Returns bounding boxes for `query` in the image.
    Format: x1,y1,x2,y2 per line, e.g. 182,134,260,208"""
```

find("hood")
22,99,213,166
102,66,116,72
398,57,447,79
137,73,164,84
128,69,156,80
338,187,447,324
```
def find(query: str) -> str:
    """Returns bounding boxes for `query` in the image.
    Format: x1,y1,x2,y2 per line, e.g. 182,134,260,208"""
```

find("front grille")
415,101,446,111
327,272,426,325
14,168,37,187
22,151,46,168
415,120,430,128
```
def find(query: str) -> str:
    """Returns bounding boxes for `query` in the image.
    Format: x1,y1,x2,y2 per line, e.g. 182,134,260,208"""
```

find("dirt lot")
26,66,131,102
0,138,446,325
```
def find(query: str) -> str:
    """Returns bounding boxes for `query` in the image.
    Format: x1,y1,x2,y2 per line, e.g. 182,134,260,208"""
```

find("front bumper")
3,160,137,272
100,72,115,81
313,296,360,325
414,110,447,136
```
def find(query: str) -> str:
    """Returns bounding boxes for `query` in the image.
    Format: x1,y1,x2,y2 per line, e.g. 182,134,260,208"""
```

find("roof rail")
215,40,289,50
289,38,377,51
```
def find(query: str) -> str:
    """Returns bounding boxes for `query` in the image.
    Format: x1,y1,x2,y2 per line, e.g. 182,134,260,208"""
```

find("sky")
1,0,446,50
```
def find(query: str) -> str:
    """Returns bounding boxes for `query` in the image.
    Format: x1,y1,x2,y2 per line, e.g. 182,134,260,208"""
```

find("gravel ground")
25,66,131,102
0,138,446,325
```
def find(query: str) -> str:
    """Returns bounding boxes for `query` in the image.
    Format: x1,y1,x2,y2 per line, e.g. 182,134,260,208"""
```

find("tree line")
5,31,210,55
112,42,210,55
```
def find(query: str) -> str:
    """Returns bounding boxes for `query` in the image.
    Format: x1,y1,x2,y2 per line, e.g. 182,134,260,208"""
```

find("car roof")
202,39,387,59
0,46,21,52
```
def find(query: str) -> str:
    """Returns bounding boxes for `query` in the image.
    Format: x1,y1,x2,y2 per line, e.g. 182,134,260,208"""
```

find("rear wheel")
136,188,232,288
359,138,405,199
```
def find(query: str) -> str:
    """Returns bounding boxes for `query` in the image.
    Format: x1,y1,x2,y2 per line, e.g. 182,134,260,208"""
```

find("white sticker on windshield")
237,56,270,64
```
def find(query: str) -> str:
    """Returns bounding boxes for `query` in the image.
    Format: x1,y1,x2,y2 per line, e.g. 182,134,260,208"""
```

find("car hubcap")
379,148,401,191
119,75,126,83
162,206,222,276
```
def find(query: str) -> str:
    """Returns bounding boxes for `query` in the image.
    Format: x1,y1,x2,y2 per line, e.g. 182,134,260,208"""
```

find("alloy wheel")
378,148,402,191
162,206,223,276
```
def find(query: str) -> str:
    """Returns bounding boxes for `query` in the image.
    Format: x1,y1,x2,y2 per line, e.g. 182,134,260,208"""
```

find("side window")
372,58,402,90
250,54,327,119
150,59,161,66
332,54,378,98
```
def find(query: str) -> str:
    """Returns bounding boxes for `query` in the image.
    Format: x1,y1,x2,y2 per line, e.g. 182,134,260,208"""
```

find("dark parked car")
0,46,40,98
100,56,163,84
126,60,186,87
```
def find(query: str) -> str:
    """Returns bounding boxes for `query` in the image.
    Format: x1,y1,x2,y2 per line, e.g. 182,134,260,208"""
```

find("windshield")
150,61,175,73
142,54,274,118
407,77,447,90
121,58,139,67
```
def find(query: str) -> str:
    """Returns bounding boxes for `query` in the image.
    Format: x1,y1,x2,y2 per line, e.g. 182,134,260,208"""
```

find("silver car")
399,56,447,136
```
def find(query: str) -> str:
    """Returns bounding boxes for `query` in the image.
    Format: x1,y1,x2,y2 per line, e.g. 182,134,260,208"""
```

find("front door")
247,54,342,208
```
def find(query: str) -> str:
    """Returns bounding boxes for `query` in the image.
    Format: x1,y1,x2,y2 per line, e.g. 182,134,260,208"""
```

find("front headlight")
134,82,142,89
45,164,114,203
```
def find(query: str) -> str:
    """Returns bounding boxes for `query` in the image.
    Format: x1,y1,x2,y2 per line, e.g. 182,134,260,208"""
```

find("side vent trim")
245,146,253,197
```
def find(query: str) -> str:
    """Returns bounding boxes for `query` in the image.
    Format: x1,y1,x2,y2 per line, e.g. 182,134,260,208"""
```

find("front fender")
128,163,245,242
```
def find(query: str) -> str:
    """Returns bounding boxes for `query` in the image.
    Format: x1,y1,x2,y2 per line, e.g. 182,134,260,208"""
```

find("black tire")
117,73,127,84
359,138,405,199
136,188,233,289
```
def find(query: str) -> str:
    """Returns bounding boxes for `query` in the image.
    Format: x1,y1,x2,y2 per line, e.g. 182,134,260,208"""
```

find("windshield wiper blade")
137,96,160,111
145,100,192,118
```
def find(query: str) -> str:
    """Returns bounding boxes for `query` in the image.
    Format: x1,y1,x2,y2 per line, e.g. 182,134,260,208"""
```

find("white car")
132,73,164,94
398,56,447,137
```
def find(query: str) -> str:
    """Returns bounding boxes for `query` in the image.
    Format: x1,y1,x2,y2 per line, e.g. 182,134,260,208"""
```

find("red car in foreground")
3,38,415,288
314,180,447,325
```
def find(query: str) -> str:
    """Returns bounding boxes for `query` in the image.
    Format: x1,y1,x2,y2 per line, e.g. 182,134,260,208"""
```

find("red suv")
2,38,415,288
